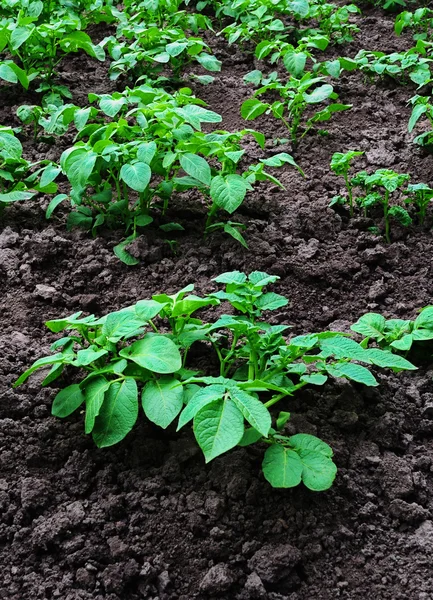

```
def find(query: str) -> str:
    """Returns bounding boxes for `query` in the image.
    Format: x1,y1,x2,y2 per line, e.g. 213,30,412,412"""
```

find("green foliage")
408,94,433,150
16,272,417,490
405,183,433,225
330,150,364,216
0,126,60,211
355,43,432,87
395,8,433,40
241,73,351,146
330,162,412,242
351,307,433,353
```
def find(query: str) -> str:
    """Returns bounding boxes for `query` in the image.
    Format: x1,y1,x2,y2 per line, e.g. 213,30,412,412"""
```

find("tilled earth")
1,7,433,600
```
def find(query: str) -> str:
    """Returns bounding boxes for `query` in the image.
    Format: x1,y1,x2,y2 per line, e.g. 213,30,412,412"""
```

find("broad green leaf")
319,336,366,361
0,63,18,84
391,335,413,351
52,384,85,418
119,334,182,374
137,141,157,165
289,433,333,457
101,312,144,342
365,349,417,370
248,272,279,286
93,378,138,447
177,384,226,430
262,444,303,488
120,162,151,193
194,398,244,462
40,165,61,189
100,96,126,117
62,148,97,190
179,153,211,186
135,299,166,321
409,104,426,132
301,373,328,385
350,313,386,340
14,353,66,386
196,53,222,72
0,190,35,204
283,51,307,76
213,271,247,284
210,175,248,214
328,362,378,386
72,347,108,367
304,84,333,104
84,376,110,434
298,449,337,491
241,99,268,120
172,295,219,317
230,387,271,437
142,377,183,428
238,427,263,446
113,235,139,266
256,292,288,312
10,26,34,50
414,306,433,330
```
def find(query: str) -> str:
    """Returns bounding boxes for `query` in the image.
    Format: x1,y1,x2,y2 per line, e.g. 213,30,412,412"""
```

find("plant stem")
344,173,353,217
384,190,390,243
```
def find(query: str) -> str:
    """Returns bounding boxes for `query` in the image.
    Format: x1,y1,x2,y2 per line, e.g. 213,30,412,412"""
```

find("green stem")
344,173,353,217
384,190,390,243
205,203,218,231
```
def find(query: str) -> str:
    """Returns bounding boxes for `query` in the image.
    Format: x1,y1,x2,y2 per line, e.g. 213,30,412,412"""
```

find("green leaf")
256,292,288,312
210,175,248,214
52,384,85,418
142,377,184,428
213,271,247,285
135,299,166,321
230,387,271,437
62,148,97,190
72,347,108,367
319,336,366,361
172,295,219,317
248,272,279,286
100,96,126,117
328,362,378,386
101,312,144,342
414,306,433,330
0,190,35,204
120,334,182,374
113,234,140,266
283,51,307,76
276,411,291,431
10,26,33,50
92,378,138,447
84,376,110,434
301,373,328,385
262,444,303,488
14,353,66,386
297,449,337,491
241,99,268,120
196,53,222,72
137,141,157,165
40,165,61,189
289,433,333,457
179,153,211,186
350,313,386,340
304,84,333,104
194,398,244,462
177,384,226,430
365,349,417,370
120,162,151,193
238,427,263,446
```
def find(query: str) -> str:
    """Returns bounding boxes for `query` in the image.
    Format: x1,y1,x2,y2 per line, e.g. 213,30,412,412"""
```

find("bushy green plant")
352,307,433,352
16,271,417,490
241,73,351,146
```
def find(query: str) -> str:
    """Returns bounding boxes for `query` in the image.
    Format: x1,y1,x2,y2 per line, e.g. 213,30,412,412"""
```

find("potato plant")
16,271,417,490
241,73,351,146
352,307,433,353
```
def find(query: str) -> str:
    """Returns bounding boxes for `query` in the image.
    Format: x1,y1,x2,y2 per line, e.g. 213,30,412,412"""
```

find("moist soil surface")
2,6,433,600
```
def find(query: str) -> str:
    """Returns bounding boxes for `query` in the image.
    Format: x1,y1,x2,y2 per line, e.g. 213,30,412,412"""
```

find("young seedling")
351,306,433,352
356,169,411,242
241,73,351,147
330,150,364,216
408,95,433,149
15,272,417,491
405,183,433,225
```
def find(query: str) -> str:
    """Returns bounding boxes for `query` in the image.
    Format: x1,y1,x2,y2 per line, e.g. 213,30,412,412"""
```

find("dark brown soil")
2,6,433,600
